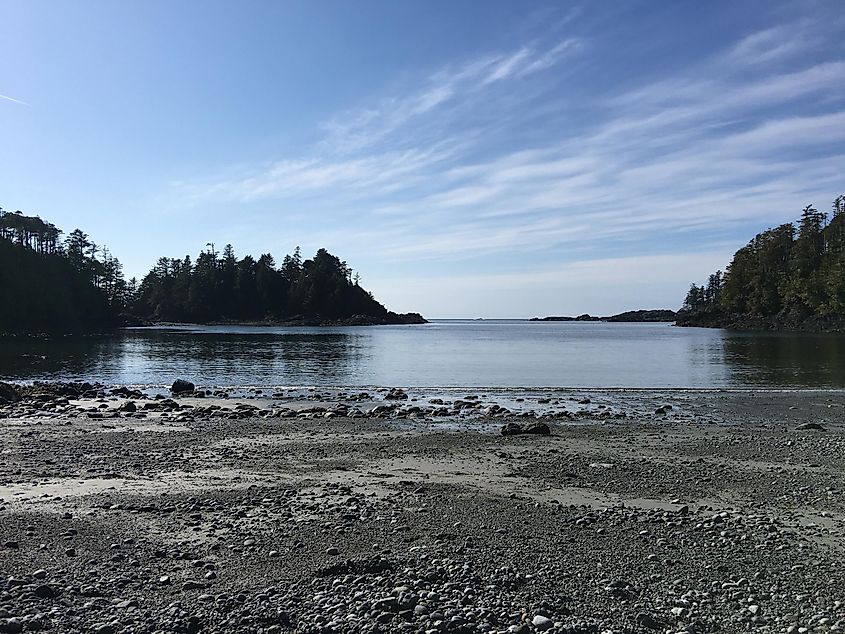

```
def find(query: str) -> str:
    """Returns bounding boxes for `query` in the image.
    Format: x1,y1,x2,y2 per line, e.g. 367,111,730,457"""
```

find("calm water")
0,320,843,389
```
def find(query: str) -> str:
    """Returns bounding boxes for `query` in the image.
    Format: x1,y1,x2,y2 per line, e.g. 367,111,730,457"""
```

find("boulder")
795,422,826,431
171,379,195,395
501,422,551,436
385,388,409,400
0,382,20,404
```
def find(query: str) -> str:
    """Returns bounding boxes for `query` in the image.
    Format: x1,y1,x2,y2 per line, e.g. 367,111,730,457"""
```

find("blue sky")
2,1,844,317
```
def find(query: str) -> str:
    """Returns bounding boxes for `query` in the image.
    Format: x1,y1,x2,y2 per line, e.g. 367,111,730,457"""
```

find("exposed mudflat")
1,385,844,633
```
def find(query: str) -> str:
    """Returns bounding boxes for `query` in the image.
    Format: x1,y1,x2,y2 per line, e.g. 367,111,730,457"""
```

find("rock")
171,379,195,394
32,569,47,580
502,422,550,436
0,618,23,634
326,547,339,556
0,382,20,404
182,580,205,591
532,615,553,631
524,422,551,435
385,388,409,400
33,584,56,599
636,613,663,629
118,401,137,412
795,422,826,431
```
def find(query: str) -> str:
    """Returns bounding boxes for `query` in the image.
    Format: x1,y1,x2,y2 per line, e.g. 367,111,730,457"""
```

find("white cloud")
172,15,845,317
726,25,809,65
0,92,29,106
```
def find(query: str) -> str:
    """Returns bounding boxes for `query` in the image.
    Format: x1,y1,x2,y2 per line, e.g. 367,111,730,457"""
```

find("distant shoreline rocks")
530,309,677,323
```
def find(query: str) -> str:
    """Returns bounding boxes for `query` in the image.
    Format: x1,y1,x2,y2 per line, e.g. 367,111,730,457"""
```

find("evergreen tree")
679,195,845,330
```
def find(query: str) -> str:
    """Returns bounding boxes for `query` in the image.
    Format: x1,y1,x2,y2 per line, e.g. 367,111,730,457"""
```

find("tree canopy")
1,206,423,335
131,243,405,324
0,208,123,334
678,195,845,331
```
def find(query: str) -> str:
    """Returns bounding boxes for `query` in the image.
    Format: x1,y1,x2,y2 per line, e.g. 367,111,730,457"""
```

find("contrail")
0,93,30,106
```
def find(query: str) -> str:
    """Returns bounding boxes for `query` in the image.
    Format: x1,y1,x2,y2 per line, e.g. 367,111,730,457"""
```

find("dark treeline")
1,207,423,335
132,244,420,324
1,209,124,334
678,195,845,331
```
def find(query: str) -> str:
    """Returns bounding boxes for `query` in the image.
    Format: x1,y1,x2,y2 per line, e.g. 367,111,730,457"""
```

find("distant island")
677,195,845,333
531,309,677,323
0,208,425,336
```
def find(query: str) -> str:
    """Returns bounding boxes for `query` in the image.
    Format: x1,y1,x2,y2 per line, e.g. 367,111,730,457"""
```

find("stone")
636,613,663,630
182,580,205,591
795,422,826,431
1,618,23,634
385,388,409,400
0,382,20,404
33,584,56,599
532,615,553,631
171,379,196,394
524,422,551,435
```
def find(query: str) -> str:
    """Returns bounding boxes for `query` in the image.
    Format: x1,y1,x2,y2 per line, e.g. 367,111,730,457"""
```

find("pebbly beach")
0,383,843,633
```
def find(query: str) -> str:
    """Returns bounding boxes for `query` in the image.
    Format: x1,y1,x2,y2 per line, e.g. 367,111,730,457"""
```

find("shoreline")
1,384,844,632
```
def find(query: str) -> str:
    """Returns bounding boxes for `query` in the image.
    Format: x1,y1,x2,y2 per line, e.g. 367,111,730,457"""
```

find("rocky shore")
674,310,845,333
1,383,844,633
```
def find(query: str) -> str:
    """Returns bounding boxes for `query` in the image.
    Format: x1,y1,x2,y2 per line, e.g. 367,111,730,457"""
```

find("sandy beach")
1,384,844,633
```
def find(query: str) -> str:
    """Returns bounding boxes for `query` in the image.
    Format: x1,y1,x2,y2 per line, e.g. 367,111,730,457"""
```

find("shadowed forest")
0,208,423,335
678,195,845,331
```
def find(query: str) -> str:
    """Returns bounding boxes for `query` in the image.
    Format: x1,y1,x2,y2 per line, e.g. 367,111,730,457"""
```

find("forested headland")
677,195,845,332
0,207,424,335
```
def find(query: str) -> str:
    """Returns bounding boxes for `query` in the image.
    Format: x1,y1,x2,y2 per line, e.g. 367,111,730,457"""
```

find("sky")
1,1,844,318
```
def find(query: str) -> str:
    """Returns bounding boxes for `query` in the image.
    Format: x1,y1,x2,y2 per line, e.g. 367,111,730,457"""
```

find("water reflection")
1,323,844,388
723,332,845,387
0,335,119,380
0,328,364,386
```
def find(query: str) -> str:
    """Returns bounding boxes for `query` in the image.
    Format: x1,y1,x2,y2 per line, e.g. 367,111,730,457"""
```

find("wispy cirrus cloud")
0,92,29,106
725,24,810,65
316,38,583,155
176,15,845,279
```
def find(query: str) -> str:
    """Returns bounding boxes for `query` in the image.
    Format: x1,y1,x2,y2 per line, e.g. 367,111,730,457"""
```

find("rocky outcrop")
675,309,845,333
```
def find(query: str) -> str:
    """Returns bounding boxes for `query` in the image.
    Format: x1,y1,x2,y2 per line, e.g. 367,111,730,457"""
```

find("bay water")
1,320,843,390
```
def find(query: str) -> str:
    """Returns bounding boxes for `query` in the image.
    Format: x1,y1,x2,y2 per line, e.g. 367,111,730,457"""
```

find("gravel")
0,385,844,632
